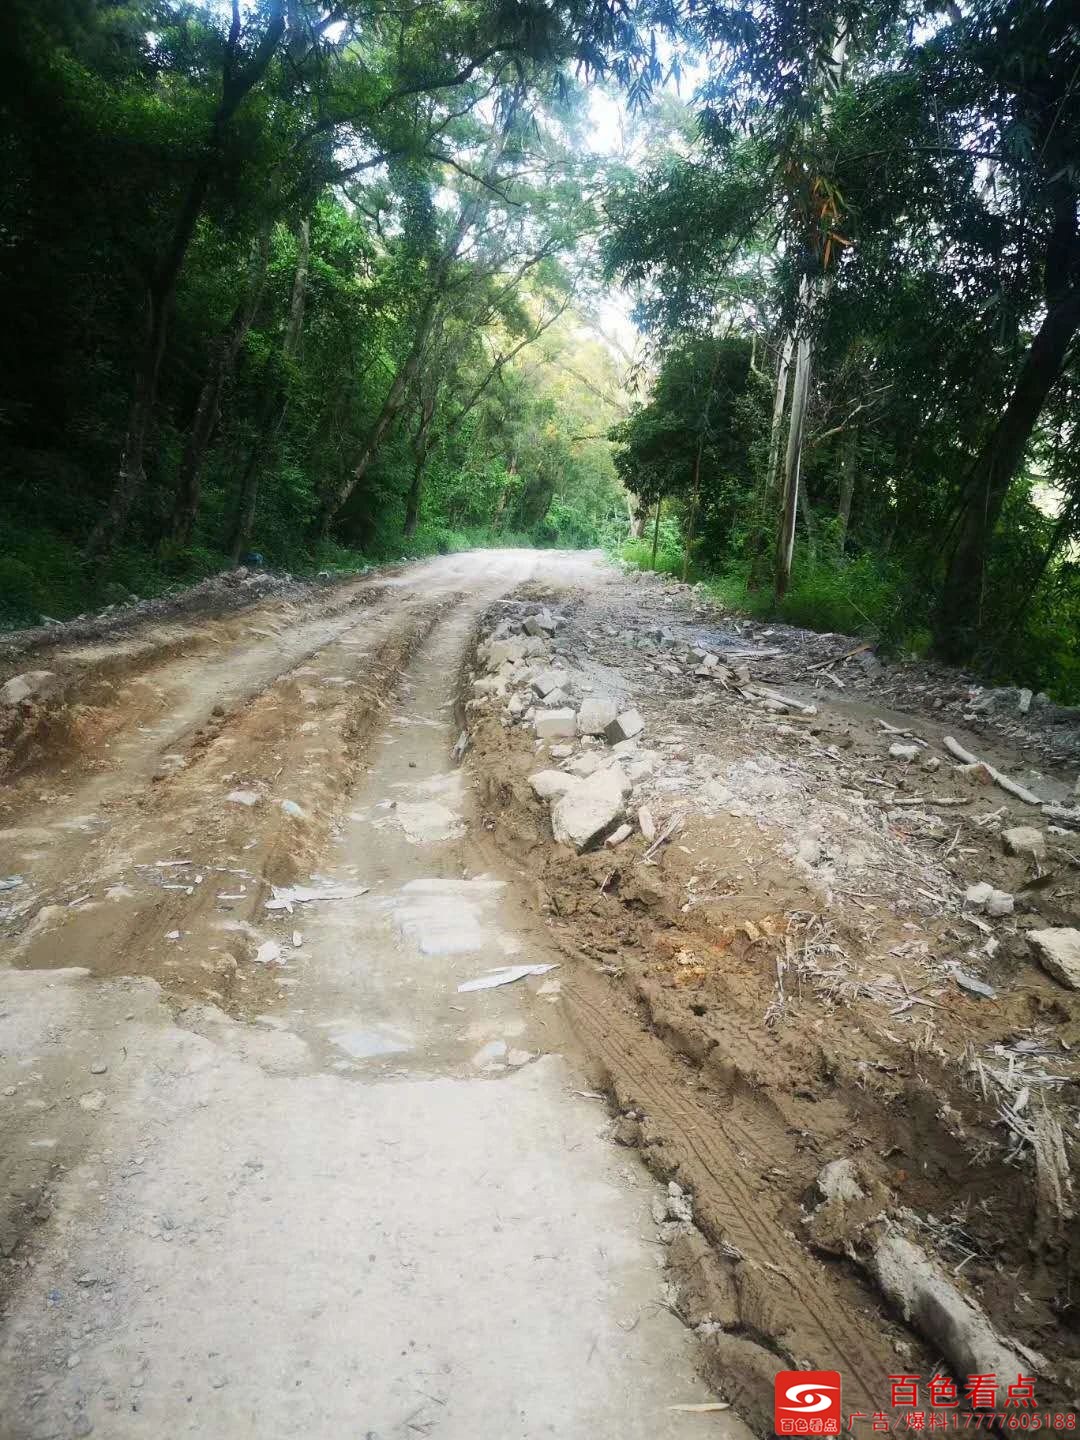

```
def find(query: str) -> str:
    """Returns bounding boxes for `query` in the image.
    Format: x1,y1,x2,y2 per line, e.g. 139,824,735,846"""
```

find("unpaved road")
0,553,748,1440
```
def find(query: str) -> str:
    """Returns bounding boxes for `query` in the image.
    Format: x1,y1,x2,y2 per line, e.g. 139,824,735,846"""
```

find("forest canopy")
1,0,1078,697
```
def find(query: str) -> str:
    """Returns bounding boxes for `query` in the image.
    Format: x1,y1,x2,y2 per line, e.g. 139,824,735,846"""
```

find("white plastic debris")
457,963,558,993
265,884,369,912
280,799,306,819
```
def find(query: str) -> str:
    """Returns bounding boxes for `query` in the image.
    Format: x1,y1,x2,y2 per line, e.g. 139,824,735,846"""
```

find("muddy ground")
461,565,1080,1425
1,550,1078,1437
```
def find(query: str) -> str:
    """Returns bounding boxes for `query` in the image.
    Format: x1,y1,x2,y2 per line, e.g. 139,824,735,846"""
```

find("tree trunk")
86,1,286,558
171,227,271,546
229,216,311,563
314,302,436,541
935,282,1080,659
765,332,794,498
775,321,813,598
651,500,661,569
837,435,856,554
403,386,439,538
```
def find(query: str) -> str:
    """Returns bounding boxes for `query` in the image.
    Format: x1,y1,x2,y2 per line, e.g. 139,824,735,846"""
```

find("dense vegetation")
2,0,1078,700
0,0,628,621
603,0,1080,696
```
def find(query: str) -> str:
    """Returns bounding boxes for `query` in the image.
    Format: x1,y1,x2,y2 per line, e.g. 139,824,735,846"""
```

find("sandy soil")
0,551,749,1440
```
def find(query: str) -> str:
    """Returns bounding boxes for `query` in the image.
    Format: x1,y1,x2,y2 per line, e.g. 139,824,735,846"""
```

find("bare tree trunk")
775,314,813,598
765,332,794,498
171,226,271,545
229,215,311,563
86,1,286,558
651,500,661,569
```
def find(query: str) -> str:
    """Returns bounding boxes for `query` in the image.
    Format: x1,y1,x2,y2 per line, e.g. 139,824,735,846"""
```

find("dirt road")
0,552,747,1440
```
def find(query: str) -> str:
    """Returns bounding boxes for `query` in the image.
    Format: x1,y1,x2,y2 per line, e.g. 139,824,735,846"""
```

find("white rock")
577,696,618,736
638,806,656,841
1002,826,1046,859
226,789,260,807
985,889,1014,918
551,767,631,851
605,709,644,743
1029,928,1080,989
550,744,573,759
816,1158,864,1204
567,753,604,778
964,882,994,907
1,670,58,706
605,823,633,848
529,770,579,801
532,668,569,698
533,708,577,740
1018,687,1033,714
485,638,525,670
889,743,919,762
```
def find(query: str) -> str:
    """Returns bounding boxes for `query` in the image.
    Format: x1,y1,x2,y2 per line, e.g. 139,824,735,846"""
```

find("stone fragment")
985,889,1014,917
524,609,557,636
604,708,644,744
531,668,569,699
577,696,618,736
889,743,919,761
226,789,260,807
1029,928,1080,989
567,752,604,778
0,670,58,706
605,823,633,847
550,767,630,851
528,770,579,801
1018,687,1033,714
533,708,577,740
637,805,656,841
485,637,525,670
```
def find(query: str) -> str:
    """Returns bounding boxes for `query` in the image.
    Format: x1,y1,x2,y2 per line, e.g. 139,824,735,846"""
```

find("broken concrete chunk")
528,770,579,801
1,670,58,706
1029,928,1080,990
485,637,526,670
889,743,919,762
567,752,604,778
604,708,644,744
550,767,630,851
1002,825,1046,859
531,668,569,698
577,696,618,736
533,708,577,740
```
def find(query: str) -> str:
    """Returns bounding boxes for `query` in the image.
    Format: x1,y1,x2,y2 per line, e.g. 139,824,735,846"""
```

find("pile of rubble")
468,604,657,853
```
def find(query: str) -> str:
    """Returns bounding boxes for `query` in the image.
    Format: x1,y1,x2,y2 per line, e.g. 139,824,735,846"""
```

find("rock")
1029,928,1080,989
533,708,577,740
605,823,633,847
549,744,573,759
567,752,604,778
0,670,58,706
531,667,569,698
1002,825,1046,859
528,769,579,801
816,1158,864,1204
226,789,260,807
889,743,919,761
577,696,618,736
612,1114,641,1147
89,1062,107,1075
485,637,525,670
922,754,941,771
551,767,630,851
472,676,504,697
280,799,306,820
985,888,1014,917
524,609,557,636
638,805,656,841
1018,687,1033,714
964,881,994,907
604,708,644,744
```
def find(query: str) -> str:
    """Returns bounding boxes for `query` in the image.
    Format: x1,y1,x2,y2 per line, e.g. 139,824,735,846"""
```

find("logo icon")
774,1370,842,1435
